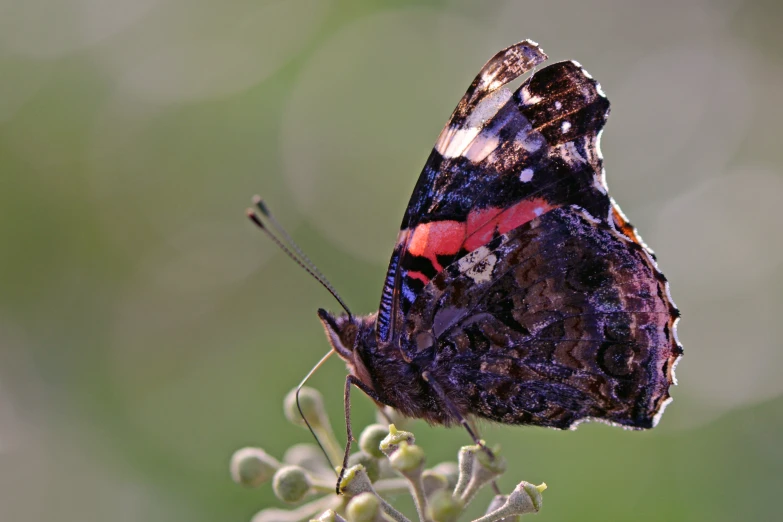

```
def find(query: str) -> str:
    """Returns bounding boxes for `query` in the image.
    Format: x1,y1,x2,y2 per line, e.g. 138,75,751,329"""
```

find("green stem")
406,471,431,522
253,495,338,522
342,467,411,522
314,424,344,468
373,478,409,495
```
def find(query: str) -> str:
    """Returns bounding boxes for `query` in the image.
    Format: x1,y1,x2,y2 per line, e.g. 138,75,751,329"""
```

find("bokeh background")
1,0,782,520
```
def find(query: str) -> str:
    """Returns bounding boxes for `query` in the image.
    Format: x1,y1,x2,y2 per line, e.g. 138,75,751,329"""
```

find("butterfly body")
317,40,681,434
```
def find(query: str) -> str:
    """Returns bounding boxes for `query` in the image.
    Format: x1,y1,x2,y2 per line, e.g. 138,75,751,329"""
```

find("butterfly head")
317,308,378,393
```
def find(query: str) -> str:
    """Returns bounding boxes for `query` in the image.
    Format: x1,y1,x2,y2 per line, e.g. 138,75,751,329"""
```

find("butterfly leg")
422,371,503,495
421,371,491,453
337,374,384,495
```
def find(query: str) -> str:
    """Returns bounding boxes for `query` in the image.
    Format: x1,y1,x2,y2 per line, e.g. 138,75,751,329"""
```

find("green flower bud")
338,464,365,494
430,462,459,491
453,446,475,498
421,469,449,497
474,482,546,522
506,482,545,513
311,510,344,522
358,424,388,459
283,443,331,475
427,489,464,522
474,444,506,474
272,465,311,504
484,495,519,522
346,492,381,522
230,447,279,488
348,451,381,483
284,387,327,429
388,441,425,473
379,424,415,455
454,444,507,504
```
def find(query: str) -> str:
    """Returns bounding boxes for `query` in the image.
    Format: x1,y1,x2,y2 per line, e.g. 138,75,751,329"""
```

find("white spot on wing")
554,100,562,110
561,121,571,133
465,253,497,284
519,168,534,182
457,245,492,272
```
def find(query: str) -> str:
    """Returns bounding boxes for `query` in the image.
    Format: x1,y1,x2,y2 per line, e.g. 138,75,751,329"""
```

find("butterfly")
250,40,682,492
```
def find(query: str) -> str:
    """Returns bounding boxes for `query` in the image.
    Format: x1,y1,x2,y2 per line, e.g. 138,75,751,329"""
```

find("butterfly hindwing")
402,206,681,429
377,42,615,346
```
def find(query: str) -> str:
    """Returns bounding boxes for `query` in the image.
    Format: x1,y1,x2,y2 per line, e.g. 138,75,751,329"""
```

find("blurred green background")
1,0,782,520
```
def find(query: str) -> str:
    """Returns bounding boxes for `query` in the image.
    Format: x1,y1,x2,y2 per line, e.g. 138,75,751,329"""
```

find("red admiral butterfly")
250,40,682,492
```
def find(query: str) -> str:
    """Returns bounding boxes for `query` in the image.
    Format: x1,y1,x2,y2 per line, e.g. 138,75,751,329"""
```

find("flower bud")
358,424,388,459
475,482,546,522
430,462,459,491
474,444,506,474
346,492,381,522
272,465,311,504
427,489,464,522
454,444,506,504
339,465,373,496
484,495,519,522
284,387,327,429
388,441,425,473
230,447,279,488
379,424,415,456
421,469,449,497
283,443,331,475
506,481,545,514
348,451,381,483
311,510,347,522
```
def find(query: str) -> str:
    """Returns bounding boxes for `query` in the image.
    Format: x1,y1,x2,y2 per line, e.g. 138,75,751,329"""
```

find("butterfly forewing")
377,48,616,349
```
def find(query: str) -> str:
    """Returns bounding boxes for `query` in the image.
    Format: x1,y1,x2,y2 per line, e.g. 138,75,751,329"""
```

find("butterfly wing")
403,206,681,429
377,41,630,346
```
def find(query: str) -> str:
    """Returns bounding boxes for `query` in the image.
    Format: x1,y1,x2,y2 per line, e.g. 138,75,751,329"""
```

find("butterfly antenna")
254,196,334,289
246,201,353,320
295,349,338,475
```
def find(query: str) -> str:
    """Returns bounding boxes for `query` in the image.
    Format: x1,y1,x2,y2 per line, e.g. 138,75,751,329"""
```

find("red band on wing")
464,198,553,251
465,208,502,251
408,220,465,271
499,198,552,234
406,198,554,274
406,270,431,284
